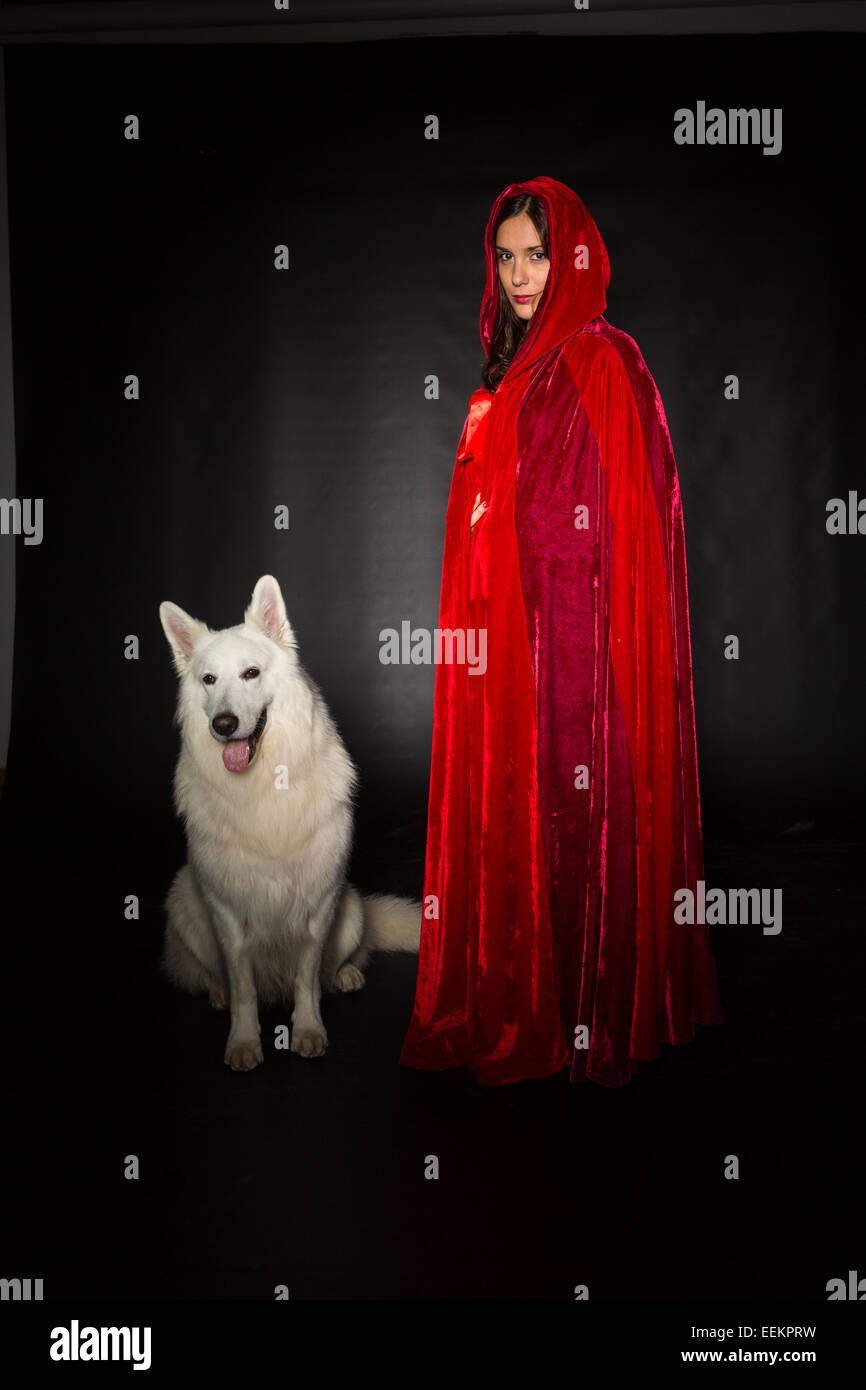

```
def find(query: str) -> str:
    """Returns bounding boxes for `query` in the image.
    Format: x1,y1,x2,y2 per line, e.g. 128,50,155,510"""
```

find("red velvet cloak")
399,175,724,1087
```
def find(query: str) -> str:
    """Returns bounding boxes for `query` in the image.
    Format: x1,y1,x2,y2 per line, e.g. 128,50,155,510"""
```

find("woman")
399,175,724,1087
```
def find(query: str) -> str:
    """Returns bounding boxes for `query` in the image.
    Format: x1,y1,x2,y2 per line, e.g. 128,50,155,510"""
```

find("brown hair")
481,194,550,393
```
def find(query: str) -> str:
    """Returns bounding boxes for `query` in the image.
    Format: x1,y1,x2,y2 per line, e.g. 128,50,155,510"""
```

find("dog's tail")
360,892,423,952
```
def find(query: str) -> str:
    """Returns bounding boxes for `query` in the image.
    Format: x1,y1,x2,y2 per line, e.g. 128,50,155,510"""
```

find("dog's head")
159,575,298,774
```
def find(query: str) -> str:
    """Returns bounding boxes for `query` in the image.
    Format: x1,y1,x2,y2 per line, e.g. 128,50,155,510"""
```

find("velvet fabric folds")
399,175,724,1087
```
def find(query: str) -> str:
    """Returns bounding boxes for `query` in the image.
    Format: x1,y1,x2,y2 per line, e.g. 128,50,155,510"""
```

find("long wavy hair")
481,193,550,393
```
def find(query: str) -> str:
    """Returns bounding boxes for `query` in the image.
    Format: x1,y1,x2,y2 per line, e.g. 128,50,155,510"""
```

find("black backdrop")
5,37,865,837
1,30,864,1320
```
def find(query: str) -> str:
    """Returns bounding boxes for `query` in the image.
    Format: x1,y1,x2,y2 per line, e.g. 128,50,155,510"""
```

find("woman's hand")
471,491,488,532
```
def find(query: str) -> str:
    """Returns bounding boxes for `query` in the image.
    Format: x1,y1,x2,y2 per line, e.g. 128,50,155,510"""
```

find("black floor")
1,788,862,1302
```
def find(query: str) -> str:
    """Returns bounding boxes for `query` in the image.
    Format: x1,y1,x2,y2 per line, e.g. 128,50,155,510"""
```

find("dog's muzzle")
215,706,268,773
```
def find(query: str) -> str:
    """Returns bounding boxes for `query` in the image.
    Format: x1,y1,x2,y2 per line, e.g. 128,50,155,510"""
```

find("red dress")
399,176,724,1086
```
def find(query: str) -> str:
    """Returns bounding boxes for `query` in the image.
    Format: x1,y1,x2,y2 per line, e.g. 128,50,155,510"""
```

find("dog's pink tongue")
222,739,250,773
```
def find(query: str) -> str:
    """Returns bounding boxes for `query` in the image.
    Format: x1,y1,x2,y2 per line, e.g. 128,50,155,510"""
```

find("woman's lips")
513,294,534,303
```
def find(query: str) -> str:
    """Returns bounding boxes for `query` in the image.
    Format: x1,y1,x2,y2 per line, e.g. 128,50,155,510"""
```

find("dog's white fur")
159,574,421,1072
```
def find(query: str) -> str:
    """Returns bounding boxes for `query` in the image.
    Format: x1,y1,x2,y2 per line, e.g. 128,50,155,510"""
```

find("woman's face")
495,213,549,321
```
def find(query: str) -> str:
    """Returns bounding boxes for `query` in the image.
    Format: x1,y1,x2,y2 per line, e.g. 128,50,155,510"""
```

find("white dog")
159,574,421,1072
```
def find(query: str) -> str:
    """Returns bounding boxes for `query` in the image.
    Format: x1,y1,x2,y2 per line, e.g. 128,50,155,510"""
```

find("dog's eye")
202,674,217,685
242,667,260,680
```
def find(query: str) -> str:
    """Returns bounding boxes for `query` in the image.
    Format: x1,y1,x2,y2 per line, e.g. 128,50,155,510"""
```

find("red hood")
479,174,610,382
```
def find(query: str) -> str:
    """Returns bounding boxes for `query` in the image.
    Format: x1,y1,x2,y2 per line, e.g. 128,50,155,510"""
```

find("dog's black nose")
212,713,239,737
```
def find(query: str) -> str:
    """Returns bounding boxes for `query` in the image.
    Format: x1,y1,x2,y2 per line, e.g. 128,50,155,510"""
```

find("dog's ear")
245,575,297,651
159,601,210,673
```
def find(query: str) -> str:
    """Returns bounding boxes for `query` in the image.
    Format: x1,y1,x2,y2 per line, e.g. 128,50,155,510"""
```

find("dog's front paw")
209,986,228,1010
225,1036,264,1072
291,1022,328,1058
335,963,365,992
